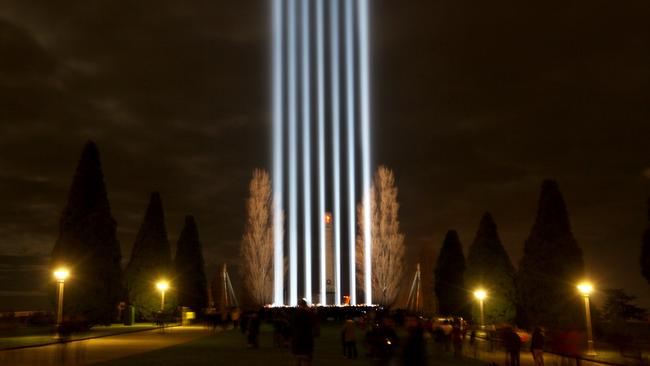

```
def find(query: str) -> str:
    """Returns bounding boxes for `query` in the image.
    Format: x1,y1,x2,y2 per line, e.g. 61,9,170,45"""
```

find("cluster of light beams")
301,0,312,304
344,0,357,306
272,0,284,306
316,0,327,306
272,0,372,307
358,0,372,305
330,0,343,306
287,0,298,306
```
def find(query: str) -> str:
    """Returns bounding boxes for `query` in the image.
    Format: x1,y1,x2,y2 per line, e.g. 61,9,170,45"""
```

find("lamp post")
473,289,487,329
53,268,69,338
156,280,169,311
577,282,596,356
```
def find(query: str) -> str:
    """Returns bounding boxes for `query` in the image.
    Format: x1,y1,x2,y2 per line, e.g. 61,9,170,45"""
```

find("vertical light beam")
288,0,298,306
272,0,284,306
301,0,312,303
330,0,342,306
358,0,372,305
345,0,356,305
316,0,327,305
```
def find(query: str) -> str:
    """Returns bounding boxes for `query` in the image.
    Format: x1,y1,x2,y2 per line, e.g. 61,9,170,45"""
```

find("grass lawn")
0,323,158,350
95,323,487,366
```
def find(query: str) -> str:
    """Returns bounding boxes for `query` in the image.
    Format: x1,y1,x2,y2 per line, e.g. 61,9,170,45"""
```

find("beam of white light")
330,0,342,306
316,0,327,305
272,0,284,306
358,0,372,305
345,0,356,306
301,0,312,303
288,0,298,306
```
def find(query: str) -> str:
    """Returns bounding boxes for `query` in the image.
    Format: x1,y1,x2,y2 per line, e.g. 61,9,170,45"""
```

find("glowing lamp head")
156,281,169,292
474,289,487,300
53,268,69,282
325,213,332,225
577,282,593,295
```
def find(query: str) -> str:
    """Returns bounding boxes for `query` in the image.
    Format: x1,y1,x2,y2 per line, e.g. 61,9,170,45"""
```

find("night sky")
1,1,649,310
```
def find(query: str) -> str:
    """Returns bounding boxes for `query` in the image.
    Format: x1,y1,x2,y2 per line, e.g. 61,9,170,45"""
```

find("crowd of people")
209,302,559,366
232,302,439,366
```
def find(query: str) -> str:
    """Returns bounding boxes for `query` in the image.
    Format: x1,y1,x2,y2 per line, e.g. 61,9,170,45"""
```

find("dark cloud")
0,0,649,310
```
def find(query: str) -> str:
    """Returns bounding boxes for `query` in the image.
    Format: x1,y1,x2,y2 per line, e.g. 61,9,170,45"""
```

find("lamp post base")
585,340,597,357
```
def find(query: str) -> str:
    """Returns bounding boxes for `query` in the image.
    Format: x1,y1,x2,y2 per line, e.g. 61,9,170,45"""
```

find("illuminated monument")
271,0,372,306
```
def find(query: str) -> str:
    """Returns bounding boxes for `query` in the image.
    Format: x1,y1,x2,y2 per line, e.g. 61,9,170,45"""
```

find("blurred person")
503,327,522,366
292,299,317,366
402,315,427,366
531,327,545,366
451,323,464,358
342,317,358,359
366,316,399,366
246,312,261,348
469,328,478,358
231,307,241,329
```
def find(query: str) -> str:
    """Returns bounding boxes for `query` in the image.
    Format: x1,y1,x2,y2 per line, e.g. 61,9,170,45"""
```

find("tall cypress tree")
466,213,516,324
125,192,174,319
51,141,123,325
641,199,650,284
517,180,584,328
174,215,208,314
434,230,468,317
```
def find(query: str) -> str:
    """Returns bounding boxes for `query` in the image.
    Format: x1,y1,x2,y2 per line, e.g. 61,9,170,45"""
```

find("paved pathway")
0,326,210,366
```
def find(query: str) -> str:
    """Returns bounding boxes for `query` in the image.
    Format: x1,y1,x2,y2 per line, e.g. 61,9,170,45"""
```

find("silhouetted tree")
640,199,650,284
466,213,516,324
174,215,208,315
517,180,584,328
51,141,124,325
434,230,467,317
125,192,175,320
601,288,647,322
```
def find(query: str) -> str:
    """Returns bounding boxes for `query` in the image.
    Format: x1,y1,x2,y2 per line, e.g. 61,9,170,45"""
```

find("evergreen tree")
125,192,175,319
517,180,584,328
640,199,650,284
51,141,124,325
174,215,208,314
434,230,468,317
466,213,516,324
601,288,647,322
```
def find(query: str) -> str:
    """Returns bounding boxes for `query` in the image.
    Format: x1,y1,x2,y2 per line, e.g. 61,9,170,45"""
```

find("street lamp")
577,282,596,356
156,280,169,311
473,289,487,328
53,268,69,338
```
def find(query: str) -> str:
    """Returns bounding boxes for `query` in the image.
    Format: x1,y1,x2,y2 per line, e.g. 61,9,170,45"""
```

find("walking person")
503,327,522,366
402,315,427,366
246,312,261,348
366,316,398,366
531,327,545,366
469,329,478,358
291,299,317,366
342,317,358,359
451,323,463,358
